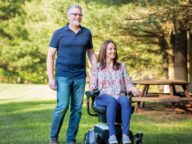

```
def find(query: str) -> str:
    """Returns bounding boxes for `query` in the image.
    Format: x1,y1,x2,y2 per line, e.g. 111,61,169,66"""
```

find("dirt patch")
135,103,192,121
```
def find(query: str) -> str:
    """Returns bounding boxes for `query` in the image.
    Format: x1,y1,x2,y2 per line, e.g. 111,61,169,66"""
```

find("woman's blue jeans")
95,94,131,136
50,77,85,143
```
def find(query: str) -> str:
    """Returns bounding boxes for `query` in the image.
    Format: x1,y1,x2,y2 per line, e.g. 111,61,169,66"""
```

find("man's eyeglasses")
70,13,83,17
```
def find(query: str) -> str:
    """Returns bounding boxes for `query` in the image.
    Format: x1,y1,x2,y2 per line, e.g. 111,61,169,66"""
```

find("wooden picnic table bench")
132,80,192,113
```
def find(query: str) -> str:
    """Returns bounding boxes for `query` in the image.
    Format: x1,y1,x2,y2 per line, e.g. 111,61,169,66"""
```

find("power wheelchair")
84,90,143,144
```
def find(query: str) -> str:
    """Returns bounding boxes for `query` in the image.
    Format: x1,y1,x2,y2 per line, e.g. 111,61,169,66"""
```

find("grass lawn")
0,100,192,144
0,84,192,144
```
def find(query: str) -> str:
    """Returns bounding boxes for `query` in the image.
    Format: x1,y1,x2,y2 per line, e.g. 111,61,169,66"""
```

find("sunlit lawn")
0,84,192,144
0,100,192,144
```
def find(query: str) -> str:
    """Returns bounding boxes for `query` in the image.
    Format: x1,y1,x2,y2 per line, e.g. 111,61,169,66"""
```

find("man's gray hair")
67,4,82,14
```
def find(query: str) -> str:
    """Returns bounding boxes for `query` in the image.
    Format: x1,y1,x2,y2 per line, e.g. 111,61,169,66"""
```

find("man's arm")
87,49,97,66
47,47,57,90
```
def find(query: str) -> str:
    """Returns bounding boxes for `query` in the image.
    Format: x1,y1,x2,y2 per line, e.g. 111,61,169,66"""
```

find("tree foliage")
0,0,191,83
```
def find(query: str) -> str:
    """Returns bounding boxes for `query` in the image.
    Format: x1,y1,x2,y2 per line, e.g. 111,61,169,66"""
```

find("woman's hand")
132,89,141,97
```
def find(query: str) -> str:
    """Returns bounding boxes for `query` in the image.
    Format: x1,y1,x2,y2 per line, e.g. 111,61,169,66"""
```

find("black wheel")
129,130,134,144
99,134,106,144
100,139,106,144
136,140,143,144
135,133,143,144
95,133,100,144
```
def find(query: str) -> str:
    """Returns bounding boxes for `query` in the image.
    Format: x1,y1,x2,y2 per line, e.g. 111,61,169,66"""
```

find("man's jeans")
50,77,85,143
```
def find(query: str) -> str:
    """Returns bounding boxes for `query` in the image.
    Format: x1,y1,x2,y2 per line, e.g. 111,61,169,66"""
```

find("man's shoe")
122,134,131,144
108,135,118,144
50,140,60,144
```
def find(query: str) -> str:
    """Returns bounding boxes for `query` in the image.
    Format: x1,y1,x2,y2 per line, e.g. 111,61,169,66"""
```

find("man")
47,4,96,144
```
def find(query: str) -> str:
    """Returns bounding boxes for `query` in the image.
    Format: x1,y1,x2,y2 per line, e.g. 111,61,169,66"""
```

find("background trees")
0,0,191,84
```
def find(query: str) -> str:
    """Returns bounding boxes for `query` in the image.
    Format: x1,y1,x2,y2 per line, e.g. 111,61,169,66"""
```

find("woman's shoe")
122,134,131,144
108,135,118,144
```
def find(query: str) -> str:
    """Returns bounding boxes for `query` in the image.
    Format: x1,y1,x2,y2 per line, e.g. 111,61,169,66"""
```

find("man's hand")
47,47,57,90
87,49,97,66
49,78,57,90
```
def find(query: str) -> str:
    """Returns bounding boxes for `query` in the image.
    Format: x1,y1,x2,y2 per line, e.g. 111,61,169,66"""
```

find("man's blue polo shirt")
49,24,93,78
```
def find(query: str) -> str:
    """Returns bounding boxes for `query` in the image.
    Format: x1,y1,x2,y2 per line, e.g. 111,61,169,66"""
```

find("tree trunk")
159,35,168,79
161,23,175,93
189,29,192,83
174,20,188,81
168,50,175,80
167,31,175,80
161,22,175,80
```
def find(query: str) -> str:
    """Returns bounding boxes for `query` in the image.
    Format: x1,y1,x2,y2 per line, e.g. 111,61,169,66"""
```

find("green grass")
0,100,192,144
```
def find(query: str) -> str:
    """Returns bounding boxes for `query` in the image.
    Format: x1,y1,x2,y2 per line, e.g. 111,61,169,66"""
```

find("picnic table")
132,80,192,113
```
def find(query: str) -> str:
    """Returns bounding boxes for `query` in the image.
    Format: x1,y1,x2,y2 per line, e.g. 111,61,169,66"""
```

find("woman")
89,40,141,144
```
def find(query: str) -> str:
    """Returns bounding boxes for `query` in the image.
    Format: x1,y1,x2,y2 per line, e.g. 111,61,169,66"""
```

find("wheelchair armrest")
85,90,100,117
85,90,100,99
126,92,134,103
127,92,134,97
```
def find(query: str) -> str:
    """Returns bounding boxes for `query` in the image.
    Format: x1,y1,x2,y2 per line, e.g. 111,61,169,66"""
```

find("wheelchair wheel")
100,139,106,144
135,133,143,144
97,134,106,144
136,140,143,144
129,130,134,144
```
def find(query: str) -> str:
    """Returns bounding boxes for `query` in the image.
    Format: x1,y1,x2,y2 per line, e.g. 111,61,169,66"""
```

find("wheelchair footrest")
94,123,109,139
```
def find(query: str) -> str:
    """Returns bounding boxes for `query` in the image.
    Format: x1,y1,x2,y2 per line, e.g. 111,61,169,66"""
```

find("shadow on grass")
143,133,192,144
0,101,192,144
0,101,97,144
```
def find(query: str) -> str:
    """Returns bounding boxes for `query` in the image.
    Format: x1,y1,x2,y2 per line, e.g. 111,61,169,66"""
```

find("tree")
120,0,192,81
